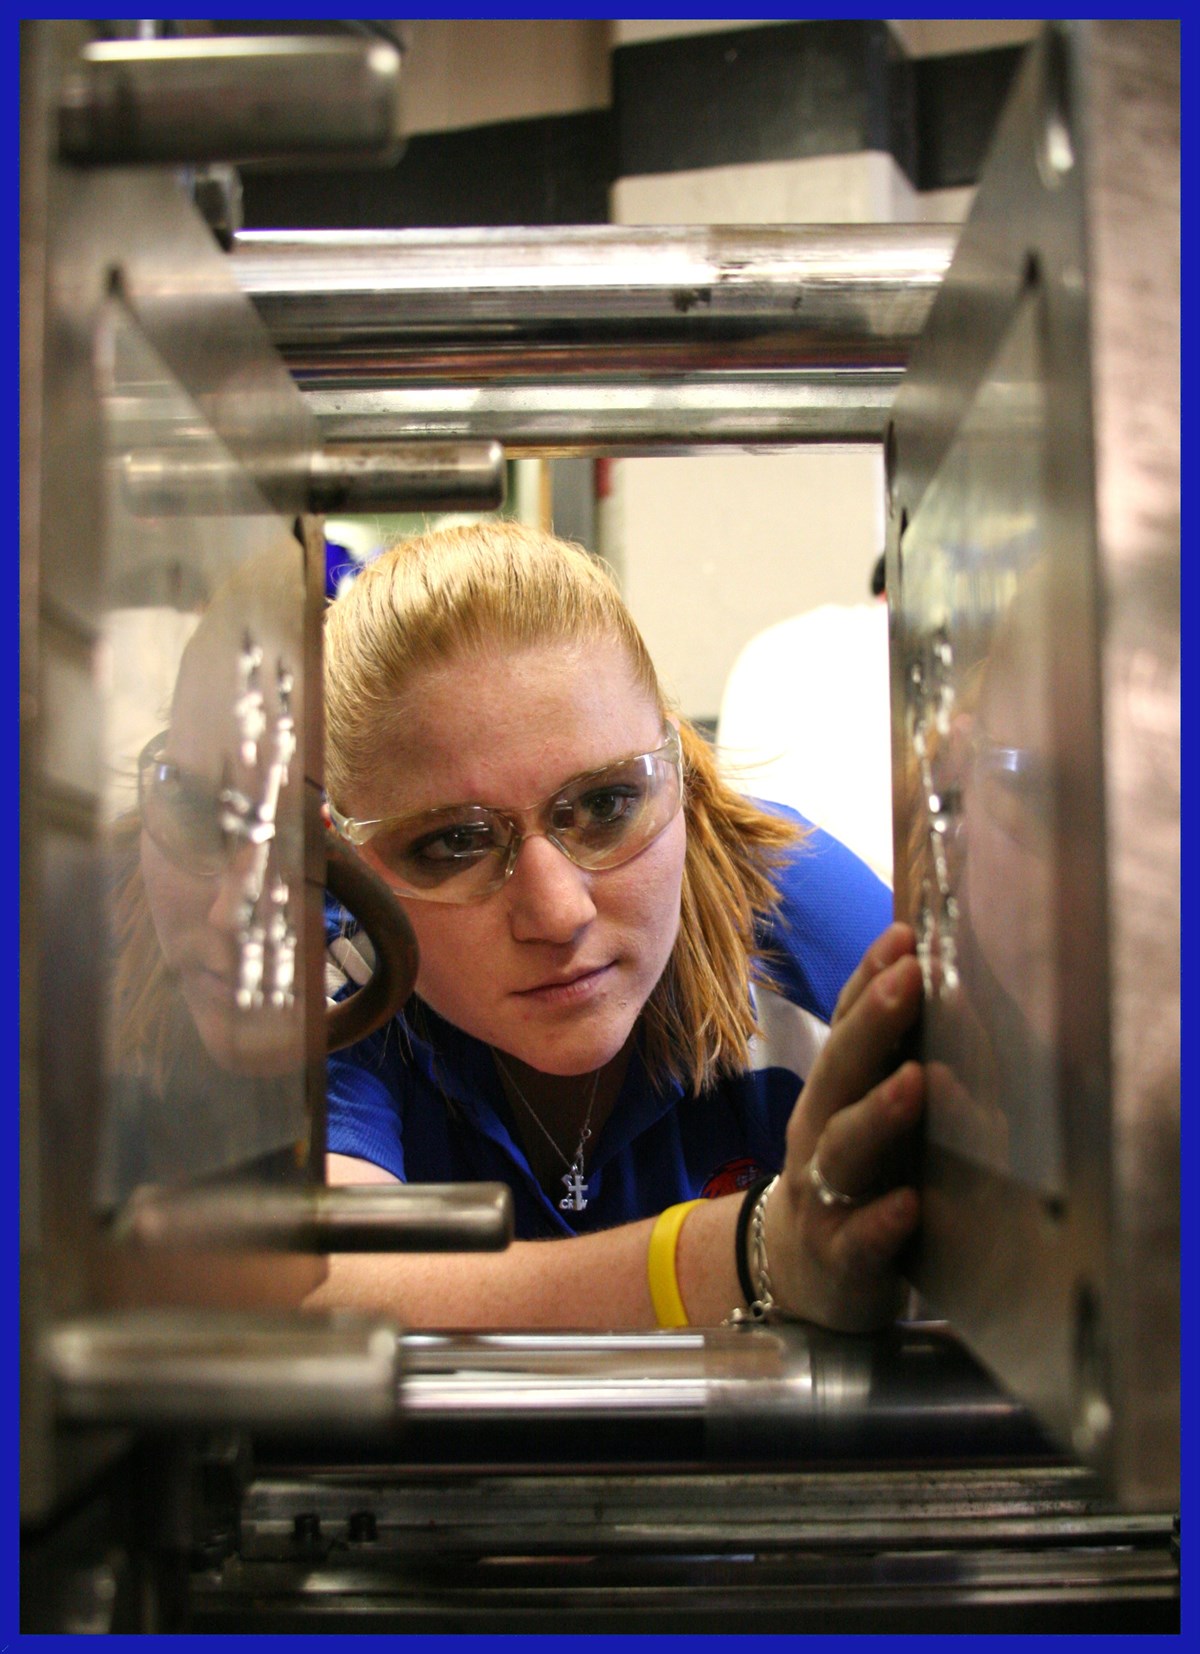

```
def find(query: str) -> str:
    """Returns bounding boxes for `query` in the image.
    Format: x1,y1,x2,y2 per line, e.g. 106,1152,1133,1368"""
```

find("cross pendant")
559,1169,589,1211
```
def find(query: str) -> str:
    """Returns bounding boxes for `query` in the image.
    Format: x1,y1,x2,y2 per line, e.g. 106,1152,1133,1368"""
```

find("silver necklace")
493,1053,601,1212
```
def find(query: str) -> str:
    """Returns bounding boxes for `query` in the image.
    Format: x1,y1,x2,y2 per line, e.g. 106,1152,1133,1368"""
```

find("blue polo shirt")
325,810,891,1238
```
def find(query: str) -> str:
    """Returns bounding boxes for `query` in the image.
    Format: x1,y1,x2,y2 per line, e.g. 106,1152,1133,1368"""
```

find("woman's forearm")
306,1193,744,1331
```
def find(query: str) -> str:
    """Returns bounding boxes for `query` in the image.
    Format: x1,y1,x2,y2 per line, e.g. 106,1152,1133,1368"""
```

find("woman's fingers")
788,948,923,1161
808,1060,924,1204
765,1168,919,1333
765,925,925,1334
830,922,917,1027
819,1186,921,1327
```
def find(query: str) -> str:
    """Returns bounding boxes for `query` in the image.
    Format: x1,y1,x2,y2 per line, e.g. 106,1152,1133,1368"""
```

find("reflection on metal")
47,1310,401,1431
233,225,955,368
902,291,1062,1197
204,1461,1175,1633
59,35,403,166
888,21,1179,1511
115,1182,514,1254
308,375,900,454
308,441,506,513
397,1321,1052,1464
21,20,326,1523
231,224,953,450
96,306,309,1202
120,439,507,515
190,163,243,250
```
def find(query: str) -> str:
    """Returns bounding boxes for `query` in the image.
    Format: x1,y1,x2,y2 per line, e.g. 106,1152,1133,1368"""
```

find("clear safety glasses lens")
342,733,683,905
137,734,229,875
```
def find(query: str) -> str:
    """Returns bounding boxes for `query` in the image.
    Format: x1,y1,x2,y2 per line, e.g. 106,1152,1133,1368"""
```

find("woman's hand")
764,922,924,1332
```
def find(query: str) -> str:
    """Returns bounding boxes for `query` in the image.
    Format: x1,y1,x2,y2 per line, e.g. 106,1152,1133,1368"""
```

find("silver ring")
809,1156,862,1209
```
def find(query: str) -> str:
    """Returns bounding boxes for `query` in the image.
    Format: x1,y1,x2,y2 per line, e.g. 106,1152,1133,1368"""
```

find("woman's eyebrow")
374,736,666,824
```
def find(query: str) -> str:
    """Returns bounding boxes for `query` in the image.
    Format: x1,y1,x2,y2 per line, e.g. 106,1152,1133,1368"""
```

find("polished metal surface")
393,1321,1052,1465
232,225,951,448
119,439,504,516
21,20,327,1522
96,312,311,1203
232,225,954,370
59,35,403,166
47,1310,402,1431
235,1462,1150,1557
309,440,505,513
115,1182,514,1254
308,373,900,453
22,24,1180,1634
887,21,1179,1510
197,1460,1176,1632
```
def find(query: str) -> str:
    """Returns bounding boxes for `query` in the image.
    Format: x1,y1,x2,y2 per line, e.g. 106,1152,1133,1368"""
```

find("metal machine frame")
21,18,1178,1633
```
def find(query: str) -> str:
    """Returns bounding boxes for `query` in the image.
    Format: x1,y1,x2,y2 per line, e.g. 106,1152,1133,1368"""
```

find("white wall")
615,451,885,719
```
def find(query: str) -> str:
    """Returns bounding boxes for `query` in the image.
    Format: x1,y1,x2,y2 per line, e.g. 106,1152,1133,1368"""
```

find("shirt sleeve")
326,1043,408,1181
755,803,894,1025
323,895,409,1179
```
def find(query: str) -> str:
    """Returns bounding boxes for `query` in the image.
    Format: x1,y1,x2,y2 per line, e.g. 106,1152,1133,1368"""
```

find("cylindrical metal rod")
47,1309,402,1431
47,1312,1056,1461
113,1183,514,1254
59,36,403,166
307,374,901,451
309,440,505,513
390,1322,1057,1465
117,440,505,515
230,225,956,382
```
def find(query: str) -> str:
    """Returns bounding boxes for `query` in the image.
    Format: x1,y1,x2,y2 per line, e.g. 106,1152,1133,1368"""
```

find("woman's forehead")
355,639,662,813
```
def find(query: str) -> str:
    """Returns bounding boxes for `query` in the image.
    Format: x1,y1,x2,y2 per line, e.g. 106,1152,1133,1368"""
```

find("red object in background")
700,1155,769,1199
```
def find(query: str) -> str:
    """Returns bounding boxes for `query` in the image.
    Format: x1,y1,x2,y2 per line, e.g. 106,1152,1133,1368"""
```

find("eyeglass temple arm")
325,825,419,1053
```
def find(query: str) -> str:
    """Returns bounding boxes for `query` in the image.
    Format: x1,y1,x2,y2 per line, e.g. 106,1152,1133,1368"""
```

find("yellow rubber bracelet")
647,1199,703,1329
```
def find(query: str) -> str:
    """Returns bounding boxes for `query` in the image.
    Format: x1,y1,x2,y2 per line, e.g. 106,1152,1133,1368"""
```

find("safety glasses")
137,732,246,876
329,728,683,904
972,731,1055,850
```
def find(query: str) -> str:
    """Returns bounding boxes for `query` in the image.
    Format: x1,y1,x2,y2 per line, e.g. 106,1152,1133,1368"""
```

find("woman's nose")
205,841,267,934
505,832,597,943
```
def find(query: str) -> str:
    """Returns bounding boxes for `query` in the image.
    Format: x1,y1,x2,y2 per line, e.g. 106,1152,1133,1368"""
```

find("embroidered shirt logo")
700,1155,771,1200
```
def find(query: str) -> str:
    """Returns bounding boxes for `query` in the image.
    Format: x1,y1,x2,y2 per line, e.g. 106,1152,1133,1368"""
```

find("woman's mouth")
180,964,240,1008
514,964,615,1007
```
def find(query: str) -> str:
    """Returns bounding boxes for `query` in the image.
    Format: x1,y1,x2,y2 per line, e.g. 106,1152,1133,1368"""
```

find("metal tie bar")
230,225,957,450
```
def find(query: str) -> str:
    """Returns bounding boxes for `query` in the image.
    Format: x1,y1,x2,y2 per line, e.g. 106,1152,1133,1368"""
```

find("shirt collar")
399,998,685,1169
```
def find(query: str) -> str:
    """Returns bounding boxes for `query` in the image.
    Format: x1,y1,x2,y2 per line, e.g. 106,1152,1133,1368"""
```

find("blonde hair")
325,520,804,1094
109,813,190,1091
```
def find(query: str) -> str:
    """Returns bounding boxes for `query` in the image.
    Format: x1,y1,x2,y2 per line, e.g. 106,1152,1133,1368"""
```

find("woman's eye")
576,786,640,827
166,778,219,832
408,822,498,862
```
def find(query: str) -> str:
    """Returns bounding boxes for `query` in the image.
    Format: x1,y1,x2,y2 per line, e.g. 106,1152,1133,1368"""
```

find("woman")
317,520,924,1332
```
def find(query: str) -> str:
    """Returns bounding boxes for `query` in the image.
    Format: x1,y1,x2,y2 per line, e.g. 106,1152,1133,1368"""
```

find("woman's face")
347,638,687,1076
139,654,303,1078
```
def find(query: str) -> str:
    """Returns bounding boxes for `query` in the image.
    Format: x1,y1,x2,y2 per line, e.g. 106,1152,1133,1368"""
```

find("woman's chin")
183,985,304,1078
494,1020,636,1081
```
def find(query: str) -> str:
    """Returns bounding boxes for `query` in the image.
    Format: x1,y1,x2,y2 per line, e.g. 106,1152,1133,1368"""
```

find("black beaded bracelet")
734,1175,775,1308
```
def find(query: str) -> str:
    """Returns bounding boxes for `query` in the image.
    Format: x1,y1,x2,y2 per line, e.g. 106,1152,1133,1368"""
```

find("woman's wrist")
647,1199,704,1327
734,1175,775,1308
760,1168,801,1316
